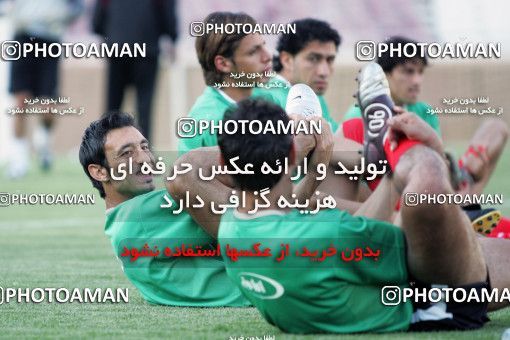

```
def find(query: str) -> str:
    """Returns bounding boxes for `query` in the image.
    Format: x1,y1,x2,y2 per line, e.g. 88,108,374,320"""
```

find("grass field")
1,145,509,340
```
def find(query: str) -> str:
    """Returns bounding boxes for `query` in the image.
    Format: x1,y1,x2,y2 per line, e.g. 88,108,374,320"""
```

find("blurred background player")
5,0,83,178
257,19,378,210
343,36,508,197
254,18,341,132
342,36,510,237
92,0,179,142
177,11,272,155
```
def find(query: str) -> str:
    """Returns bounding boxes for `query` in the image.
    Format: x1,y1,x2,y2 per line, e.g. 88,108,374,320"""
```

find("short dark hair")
377,36,428,73
79,112,137,198
273,18,341,72
218,98,293,191
195,11,257,86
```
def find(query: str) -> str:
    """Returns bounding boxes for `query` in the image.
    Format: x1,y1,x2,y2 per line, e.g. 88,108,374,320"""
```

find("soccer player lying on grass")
170,92,510,334
343,36,509,237
78,112,251,307
77,110,347,306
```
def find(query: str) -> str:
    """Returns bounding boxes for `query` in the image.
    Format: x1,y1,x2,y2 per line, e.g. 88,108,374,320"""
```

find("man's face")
386,59,426,105
103,126,156,198
288,40,337,95
231,33,272,83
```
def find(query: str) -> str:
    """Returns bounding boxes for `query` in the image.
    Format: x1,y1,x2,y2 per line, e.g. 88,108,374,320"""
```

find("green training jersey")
218,208,412,334
178,86,236,156
104,188,250,307
253,75,340,132
343,101,441,135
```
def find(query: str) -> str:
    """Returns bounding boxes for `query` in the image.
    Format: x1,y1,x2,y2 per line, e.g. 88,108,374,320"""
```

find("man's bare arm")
166,147,231,238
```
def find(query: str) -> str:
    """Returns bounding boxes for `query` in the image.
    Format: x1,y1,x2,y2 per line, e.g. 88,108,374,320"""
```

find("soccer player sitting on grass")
253,18,341,133
171,65,510,333
178,11,273,155
78,112,250,307
343,36,509,237
251,18,372,212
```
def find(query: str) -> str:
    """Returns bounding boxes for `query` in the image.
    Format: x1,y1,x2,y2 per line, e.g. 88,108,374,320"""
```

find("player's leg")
479,237,510,311
393,144,487,286
315,127,366,213
106,57,128,113
7,34,33,178
34,52,60,170
134,56,158,142
460,119,508,195
8,92,31,178
356,63,486,286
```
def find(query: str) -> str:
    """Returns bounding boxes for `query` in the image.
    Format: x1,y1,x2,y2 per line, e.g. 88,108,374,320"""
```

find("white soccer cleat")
285,83,322,117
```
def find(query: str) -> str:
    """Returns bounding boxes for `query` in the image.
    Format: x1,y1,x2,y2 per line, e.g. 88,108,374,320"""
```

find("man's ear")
279,51,294,72
88,164,109,183
214,55,234,75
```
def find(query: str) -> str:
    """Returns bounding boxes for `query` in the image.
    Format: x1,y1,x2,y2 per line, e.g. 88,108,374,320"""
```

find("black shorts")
409,278,490,331
8,33,60,98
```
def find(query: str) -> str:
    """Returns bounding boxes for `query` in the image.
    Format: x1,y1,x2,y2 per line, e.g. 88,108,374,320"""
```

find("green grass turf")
0,146,509,339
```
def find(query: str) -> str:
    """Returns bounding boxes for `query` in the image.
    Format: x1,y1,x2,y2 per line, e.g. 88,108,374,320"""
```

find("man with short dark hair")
342,36,509,238
343,36,440,142
79,112,249,307
178,11,272,155
343,36,507,199
254,18,341,132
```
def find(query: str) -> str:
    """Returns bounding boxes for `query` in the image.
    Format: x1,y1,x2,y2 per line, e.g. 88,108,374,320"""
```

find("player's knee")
497,120,509,142
397,146,449,191
482,119,508,143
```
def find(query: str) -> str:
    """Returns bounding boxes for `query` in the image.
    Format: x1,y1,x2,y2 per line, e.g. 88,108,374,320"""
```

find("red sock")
342,118,364,145
489,216,510,239
383,138,421,171
367,137,420,191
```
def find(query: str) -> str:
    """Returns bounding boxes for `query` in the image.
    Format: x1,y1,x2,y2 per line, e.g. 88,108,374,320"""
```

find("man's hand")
388,107,444,156
289,114,316,164
308,117,334,173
